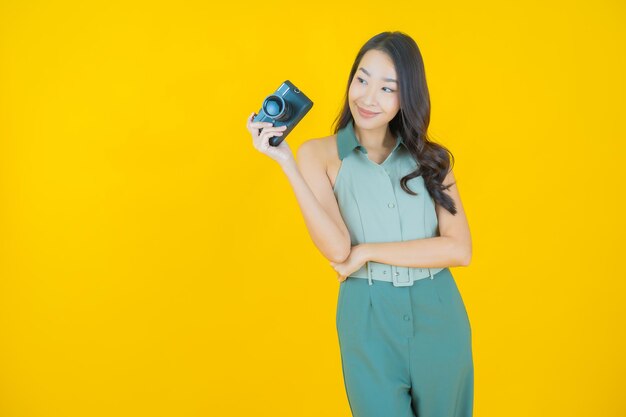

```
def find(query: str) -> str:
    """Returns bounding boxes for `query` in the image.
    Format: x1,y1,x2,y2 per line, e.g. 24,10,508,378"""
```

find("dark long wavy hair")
332,31,458,215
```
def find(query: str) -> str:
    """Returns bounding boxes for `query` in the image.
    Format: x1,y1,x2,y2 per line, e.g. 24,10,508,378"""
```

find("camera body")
253,80,314,147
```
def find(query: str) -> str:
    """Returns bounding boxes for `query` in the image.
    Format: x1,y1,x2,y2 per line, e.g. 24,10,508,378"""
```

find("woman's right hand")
246,112,294,166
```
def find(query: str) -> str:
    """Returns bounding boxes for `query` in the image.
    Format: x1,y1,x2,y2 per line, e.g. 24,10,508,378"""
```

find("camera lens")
262,95,292,122
264,97,281,116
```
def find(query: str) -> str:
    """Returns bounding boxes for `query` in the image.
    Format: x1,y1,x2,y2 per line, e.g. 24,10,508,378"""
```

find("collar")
337,119,405,160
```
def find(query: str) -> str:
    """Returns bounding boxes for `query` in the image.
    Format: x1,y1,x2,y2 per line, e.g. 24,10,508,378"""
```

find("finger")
250,121,274,128
260,134,271,151
260,134,280,152
260,134,284,155
262,131,283,142
247,113,269,126
249,123,273,135
263,125,287,131
250,125,271,136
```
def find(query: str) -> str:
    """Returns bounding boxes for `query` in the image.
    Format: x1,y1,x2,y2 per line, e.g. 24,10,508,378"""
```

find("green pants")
336,267,473,417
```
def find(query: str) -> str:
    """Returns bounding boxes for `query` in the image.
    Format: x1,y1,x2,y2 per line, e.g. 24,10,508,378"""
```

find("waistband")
349,261,445,286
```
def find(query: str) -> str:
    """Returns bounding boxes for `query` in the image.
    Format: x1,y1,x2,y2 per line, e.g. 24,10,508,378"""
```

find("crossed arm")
290,139,471,268
354,169,472,268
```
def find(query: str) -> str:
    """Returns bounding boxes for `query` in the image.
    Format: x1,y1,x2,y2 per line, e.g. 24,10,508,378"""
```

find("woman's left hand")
330,244,369,283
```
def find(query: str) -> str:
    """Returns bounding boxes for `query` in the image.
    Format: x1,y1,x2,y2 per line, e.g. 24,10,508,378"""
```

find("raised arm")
280,139,351,263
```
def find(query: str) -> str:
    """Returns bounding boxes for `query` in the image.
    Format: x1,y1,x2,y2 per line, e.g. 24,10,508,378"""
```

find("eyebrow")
358,67,397,84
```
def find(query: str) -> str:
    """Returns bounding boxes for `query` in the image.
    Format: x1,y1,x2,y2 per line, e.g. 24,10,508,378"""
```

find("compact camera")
253,80,313,147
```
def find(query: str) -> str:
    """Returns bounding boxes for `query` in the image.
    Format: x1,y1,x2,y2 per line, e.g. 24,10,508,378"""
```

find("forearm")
360,236,471,269
281,160,350,263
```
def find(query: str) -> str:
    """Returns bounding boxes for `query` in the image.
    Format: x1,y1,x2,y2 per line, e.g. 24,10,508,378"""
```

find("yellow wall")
1,1,624,416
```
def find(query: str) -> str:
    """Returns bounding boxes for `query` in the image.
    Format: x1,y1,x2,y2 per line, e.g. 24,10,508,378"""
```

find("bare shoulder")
296,134,339,168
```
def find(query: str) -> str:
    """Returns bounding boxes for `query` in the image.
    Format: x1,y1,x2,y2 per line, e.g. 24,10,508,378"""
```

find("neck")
353,122,395,151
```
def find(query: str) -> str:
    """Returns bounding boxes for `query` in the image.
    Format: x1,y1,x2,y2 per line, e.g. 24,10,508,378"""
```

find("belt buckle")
391,265,413,287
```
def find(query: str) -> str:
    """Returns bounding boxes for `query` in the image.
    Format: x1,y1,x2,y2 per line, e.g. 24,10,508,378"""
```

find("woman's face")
348,49,401,129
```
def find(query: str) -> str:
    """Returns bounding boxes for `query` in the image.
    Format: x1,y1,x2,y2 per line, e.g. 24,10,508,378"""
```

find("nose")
362,85,378,107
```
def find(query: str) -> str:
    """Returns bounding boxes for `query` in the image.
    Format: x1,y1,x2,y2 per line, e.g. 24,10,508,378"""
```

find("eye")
357,77,395,93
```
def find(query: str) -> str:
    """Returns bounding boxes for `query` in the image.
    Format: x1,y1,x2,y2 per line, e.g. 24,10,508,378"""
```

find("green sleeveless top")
333,120,444,286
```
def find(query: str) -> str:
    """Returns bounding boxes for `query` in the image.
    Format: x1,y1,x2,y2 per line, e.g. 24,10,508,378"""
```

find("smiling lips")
357,105,381,118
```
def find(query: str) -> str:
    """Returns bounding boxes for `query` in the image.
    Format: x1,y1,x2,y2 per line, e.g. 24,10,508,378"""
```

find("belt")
349,261,445,286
